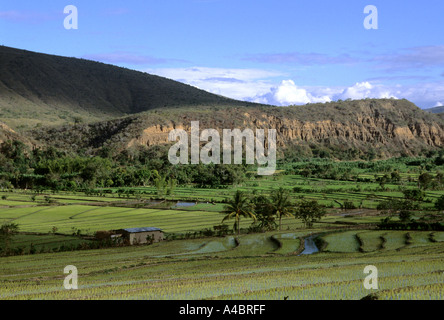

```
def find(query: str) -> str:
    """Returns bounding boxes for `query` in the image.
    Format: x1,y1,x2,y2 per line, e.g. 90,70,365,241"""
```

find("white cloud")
256,80,331,106
339,82,398,100
434,101,443,107
147,67,283,101
147,66,444,109
149,67,282,82
255,81,399,106
275,80,312,104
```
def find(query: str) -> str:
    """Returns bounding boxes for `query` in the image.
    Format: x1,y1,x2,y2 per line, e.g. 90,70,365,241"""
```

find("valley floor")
0,229,443,300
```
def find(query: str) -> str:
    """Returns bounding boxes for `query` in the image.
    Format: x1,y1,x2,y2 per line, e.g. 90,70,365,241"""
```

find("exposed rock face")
123,100,444,157
0,122,37,147
28,99,444,158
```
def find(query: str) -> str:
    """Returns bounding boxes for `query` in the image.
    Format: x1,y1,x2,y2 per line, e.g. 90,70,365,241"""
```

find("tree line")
221,188,326,235
0,140,249,191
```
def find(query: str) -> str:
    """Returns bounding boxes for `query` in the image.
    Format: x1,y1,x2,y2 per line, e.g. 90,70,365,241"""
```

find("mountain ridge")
1,46,444,159
28,99,444,159
0,45,260,129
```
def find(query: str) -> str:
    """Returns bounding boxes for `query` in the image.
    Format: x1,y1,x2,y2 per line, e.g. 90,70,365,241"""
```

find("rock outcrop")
28,99,444,158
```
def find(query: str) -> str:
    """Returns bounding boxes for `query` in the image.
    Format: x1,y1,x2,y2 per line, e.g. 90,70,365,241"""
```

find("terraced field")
1,231,443,300
1,169,443,301
320,230,442,253
432,232,444,242
383,231,409,251
272,232,308,255
0,205,233,235
0,234,93,254
407,232,433,247
357,231,386,252
322,231,361,253
3,167,444,213
0,204,308,235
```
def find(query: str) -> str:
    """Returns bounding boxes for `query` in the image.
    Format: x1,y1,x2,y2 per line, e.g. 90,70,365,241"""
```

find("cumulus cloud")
254,81,398,106
255,80,331,106
339,82,398,100
147,66,444,109
434,102,443,107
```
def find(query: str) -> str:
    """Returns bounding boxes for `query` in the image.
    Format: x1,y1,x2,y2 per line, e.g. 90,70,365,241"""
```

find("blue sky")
1,0,444,108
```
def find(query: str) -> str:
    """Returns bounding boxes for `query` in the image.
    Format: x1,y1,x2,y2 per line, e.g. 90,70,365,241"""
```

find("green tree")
390,171,401,183
0,223,19,254
134,168,152,187
251,195,277,231
403,189,425,202
222,191,256,235
377,199,417,222
152,170,167,197
271,188,294,231
166,177,177,195
418,172,433,190
398,210,413,223
294,200,326,228
434,195,444,211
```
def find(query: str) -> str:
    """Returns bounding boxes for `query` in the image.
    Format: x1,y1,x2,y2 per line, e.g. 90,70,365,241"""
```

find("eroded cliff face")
124,103,444,157
27,99,444,158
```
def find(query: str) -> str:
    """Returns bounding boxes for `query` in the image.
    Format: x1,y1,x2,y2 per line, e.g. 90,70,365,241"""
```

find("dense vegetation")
1,140,444,299
0,140,249,191
4,134,444,192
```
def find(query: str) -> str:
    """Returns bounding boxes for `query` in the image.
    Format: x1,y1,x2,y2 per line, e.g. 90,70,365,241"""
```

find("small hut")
114,227,164,245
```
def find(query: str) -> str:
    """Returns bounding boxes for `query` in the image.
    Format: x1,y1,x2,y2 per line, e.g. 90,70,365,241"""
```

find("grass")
0,205,232,235
407,232,433,247
1,156,444,300
431,232,444,242
322,231,361,253
0,233,443,300
382,232,408,251
272,232,308,255
357,231,386,252
0,234,93,254
226,233,279,257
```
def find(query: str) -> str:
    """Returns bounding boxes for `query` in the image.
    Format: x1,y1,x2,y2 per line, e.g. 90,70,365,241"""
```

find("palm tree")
0,223,19,254
222,191,256,235
271,188,294,231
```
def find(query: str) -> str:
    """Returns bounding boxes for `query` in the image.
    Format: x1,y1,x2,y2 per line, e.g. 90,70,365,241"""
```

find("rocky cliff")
28,99,444,159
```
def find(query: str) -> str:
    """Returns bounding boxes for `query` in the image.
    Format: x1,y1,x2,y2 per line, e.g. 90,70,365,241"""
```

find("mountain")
0,46,255,130
425,106,444,114
1,46,444,159
28,99,444,159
